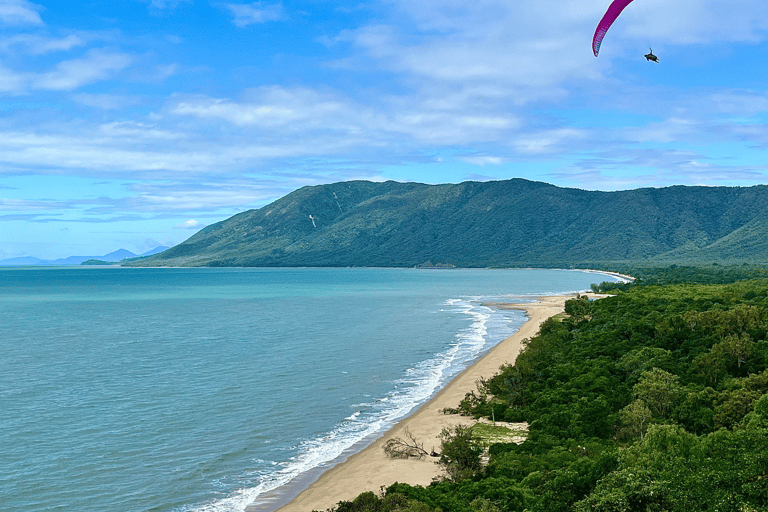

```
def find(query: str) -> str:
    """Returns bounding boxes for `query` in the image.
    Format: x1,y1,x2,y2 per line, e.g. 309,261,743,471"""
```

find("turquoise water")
0,267,619,512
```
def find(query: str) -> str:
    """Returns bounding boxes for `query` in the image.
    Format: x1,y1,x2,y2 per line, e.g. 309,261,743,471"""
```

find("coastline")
250,294,575,512
576,269,635,283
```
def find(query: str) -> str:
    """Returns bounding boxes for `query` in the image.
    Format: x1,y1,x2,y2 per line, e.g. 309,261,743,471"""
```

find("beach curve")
248,294,576,512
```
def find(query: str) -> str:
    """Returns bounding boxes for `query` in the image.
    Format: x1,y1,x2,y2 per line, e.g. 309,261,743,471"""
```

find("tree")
673,387,716,435
618,347,675,380
742,393,768,429
696,332,755,381
565,295,592,320
383,428,432,460
470,498,503,512
576,424,768,512
714,388,763,430
693,349,727,386
437,425,484,482
618,399,653,440
634,368,682,418
721,332,753,370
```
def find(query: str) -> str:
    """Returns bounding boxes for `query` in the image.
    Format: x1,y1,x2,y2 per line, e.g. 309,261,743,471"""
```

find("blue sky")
1,0,768,259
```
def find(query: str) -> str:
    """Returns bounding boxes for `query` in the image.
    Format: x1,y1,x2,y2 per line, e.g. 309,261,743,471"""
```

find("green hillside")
129,179,768,267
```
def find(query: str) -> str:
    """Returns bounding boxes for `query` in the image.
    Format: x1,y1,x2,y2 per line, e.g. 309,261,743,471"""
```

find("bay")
0,267,621,512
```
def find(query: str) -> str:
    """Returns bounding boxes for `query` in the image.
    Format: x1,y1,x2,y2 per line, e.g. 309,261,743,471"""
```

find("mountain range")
0,246,170,267
126,179,768,268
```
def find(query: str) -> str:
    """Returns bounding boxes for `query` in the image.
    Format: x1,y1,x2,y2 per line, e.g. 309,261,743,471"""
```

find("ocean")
0,267,621,512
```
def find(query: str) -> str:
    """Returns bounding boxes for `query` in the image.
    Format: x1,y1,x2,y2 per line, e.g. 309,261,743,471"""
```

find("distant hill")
125,180,768,268
103,249,139,261
0,246,170,267
0,256,48,266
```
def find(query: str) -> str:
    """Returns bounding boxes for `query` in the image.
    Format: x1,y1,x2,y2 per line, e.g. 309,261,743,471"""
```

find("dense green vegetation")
319,267,768,512
597,263,768,287
127,179,768,267
79,259,115,265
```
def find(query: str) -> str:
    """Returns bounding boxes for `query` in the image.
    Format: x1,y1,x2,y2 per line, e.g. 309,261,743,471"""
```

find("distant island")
125,179,768,268
80,259,119,266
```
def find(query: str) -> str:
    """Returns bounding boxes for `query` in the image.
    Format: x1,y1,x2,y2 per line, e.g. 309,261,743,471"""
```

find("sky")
1,0,768,259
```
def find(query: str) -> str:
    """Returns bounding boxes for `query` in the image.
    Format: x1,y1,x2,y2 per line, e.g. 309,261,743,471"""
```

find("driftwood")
383,428,434,459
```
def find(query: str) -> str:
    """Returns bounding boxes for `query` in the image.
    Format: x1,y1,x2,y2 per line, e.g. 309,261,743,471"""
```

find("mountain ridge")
127,179,768,268
0,246,170,267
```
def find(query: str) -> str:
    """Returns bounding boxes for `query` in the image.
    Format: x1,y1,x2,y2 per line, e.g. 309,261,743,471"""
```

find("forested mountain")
130,179,768,267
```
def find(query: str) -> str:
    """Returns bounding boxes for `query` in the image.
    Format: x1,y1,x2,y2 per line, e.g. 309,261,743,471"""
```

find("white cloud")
167,85,521,149
334,0,768,114
171,95,309,126
73,93,143,110
0,47,132,94
144,0,191,11
626,118,699,144
708,90,768,117
513,128,590,155
334,12,596,108
33,49,133,91
226,2,284,27
0,0,766,196
0,34,86,55
0,130,189,174
617,0,768,45
0,197,68,210
0,0,43,26
0,64,27,92
730,124,768,148
174,219,201,229
96,121,182,141
460,156,504,166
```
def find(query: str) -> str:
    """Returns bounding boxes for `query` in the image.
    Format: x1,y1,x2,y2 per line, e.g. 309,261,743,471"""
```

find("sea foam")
186,298,524,512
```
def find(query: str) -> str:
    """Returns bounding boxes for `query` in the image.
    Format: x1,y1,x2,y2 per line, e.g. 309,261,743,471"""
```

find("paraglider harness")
644,48,659,62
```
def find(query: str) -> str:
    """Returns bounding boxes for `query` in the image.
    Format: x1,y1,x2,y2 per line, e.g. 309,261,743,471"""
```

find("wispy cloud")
0,33,87,55
512,128,590,155
618,0,768,45
142,0,191,12
225,2,284,27
167,84,521,152
170,89,326,127
33,49,133,90
0,197,69,210
73,93,144,110
0,0,43,26
0,64,27,92
708,90,768,116
459,156,505,166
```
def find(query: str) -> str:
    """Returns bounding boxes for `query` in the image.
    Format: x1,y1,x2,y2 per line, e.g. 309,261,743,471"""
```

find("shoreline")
575,268,635,283
248,294,575,512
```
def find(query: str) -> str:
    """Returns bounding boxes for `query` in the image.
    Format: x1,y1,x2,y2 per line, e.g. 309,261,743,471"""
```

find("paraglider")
592,0,636,56
593,0,657,61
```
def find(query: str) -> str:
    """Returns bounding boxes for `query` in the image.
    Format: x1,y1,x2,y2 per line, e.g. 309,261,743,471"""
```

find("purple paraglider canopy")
592,0,635,56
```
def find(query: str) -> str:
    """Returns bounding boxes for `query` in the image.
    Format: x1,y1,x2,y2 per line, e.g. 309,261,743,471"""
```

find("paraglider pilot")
644,48,659,62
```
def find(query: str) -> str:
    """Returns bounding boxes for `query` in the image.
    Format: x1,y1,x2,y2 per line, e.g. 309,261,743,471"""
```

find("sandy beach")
254,294,575,512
